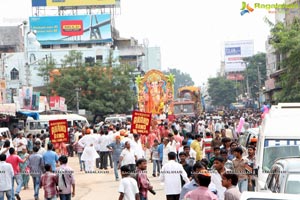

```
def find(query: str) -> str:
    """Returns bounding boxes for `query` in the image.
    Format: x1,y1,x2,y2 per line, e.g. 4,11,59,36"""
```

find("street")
20,155,166,200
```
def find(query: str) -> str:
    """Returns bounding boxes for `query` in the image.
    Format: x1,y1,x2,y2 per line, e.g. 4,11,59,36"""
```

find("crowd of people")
0,109,262,200
0,132,75,200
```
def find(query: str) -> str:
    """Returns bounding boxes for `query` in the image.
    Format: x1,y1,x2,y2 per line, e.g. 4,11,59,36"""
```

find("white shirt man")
119,146,137,167
160,152,190,198
197,123,206,134
130,139,144,159
178,147,197,160
13,135,27,152
162,144,171,166
78,132,100,171
0,154,14,196
98,134,111,152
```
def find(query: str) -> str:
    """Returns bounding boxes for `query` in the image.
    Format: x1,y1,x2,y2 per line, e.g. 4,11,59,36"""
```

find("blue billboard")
225,47,241,56
29,14,112,45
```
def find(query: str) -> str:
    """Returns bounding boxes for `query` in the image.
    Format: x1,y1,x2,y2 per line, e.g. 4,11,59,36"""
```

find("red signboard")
226,73,245,81
49,119,68,143
61,20,83,36
130,111,152,135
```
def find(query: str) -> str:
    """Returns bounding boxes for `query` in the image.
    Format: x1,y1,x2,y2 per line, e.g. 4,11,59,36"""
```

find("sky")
0,0,284,85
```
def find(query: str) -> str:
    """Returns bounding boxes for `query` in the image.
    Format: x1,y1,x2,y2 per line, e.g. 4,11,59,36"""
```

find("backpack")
57,169,68,191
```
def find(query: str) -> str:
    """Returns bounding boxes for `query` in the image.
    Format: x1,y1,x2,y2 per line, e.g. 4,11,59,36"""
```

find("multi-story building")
143,46,161,71
264,0,299,103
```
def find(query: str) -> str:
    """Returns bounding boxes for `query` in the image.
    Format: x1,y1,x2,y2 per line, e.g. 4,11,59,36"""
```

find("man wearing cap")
107,135,124,181
78,129,99,172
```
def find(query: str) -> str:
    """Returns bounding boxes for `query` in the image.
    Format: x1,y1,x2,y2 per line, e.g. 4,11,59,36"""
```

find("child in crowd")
150,139,160,177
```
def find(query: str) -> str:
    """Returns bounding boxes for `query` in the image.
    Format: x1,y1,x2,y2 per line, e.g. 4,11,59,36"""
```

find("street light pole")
75,88,81,114
257,63,262,108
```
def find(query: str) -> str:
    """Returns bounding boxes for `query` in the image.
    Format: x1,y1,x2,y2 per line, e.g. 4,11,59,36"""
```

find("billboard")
32,0,116,7
49,119,68,143
0,80,6,104
30,14,112,45
130,111,152,135
21,86,33,110
224,40,254,72
226,73,245,81
32,92,40,110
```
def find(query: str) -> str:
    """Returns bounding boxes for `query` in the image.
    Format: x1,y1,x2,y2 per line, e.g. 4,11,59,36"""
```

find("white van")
255,103,300,191
25,113,89,135
0,127,12,139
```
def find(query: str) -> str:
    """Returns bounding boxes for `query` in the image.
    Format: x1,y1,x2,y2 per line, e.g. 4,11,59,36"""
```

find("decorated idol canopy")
136,70,174,115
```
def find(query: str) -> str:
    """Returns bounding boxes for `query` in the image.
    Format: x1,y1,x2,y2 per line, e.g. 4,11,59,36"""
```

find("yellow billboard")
46,0,115,6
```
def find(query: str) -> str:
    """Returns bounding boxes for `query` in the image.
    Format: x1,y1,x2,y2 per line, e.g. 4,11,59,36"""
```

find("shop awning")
0,103,16,116
17,111,40,120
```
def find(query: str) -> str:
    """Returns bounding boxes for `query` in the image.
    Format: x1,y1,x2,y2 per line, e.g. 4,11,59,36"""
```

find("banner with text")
49,119,68,143
32,0,116,7
130,111,152,135
224,40,254,72
32,92,40,110
29,14,112,45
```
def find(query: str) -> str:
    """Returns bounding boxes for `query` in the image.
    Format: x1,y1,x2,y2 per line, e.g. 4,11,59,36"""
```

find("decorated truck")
173,86,202,118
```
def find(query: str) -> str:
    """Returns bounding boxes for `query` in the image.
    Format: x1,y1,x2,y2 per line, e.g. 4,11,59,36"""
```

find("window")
60,44,69,48
10,68,19,80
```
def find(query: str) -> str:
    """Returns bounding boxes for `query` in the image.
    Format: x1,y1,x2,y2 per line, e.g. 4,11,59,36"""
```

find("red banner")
130,111,152,135
61,20,83,36
49,119,68,143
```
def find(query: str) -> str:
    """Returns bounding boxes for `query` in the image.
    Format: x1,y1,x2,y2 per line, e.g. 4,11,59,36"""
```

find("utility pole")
75,88,81,114
257,63,262,108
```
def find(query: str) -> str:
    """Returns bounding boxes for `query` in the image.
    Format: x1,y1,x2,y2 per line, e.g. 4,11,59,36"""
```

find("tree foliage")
243,52,267,99
207,77,236,107
269,18,300,102
48,50,136,115
163,68,194,97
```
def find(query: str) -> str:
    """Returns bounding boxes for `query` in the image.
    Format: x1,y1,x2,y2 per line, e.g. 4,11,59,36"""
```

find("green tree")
50,51,136,116
163,68,194,96
61,50,83,67
269,18,300,101
207,77,236,107
37,54,56,97
243,52,267,99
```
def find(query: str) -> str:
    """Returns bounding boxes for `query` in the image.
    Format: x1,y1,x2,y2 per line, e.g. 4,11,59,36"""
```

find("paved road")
18,156,166,200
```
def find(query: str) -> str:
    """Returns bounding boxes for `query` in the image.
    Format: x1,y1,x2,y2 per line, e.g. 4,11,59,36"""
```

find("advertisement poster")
22,86,33,110
49,119,68,143
29,14,112,45
39,96,49,111
0,80,6,104
224,40,254,72
32,92,40,110
130,111,152,135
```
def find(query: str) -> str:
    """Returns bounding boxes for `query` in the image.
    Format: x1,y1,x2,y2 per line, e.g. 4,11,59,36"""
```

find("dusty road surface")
16,156,167,200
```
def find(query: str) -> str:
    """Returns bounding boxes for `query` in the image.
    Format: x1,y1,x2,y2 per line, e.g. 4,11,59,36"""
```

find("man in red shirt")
40,164,58,200
136,158,153,200
6,147,29,200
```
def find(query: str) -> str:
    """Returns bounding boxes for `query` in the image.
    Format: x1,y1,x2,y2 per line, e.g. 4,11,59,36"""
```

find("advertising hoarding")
130,111,152,135
226,73,245,81
32,0,116,7
30,14,112,45
49,119,68,143
32,92,40,110
22,86,33,110
0,80,6,104
224,40,254,72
